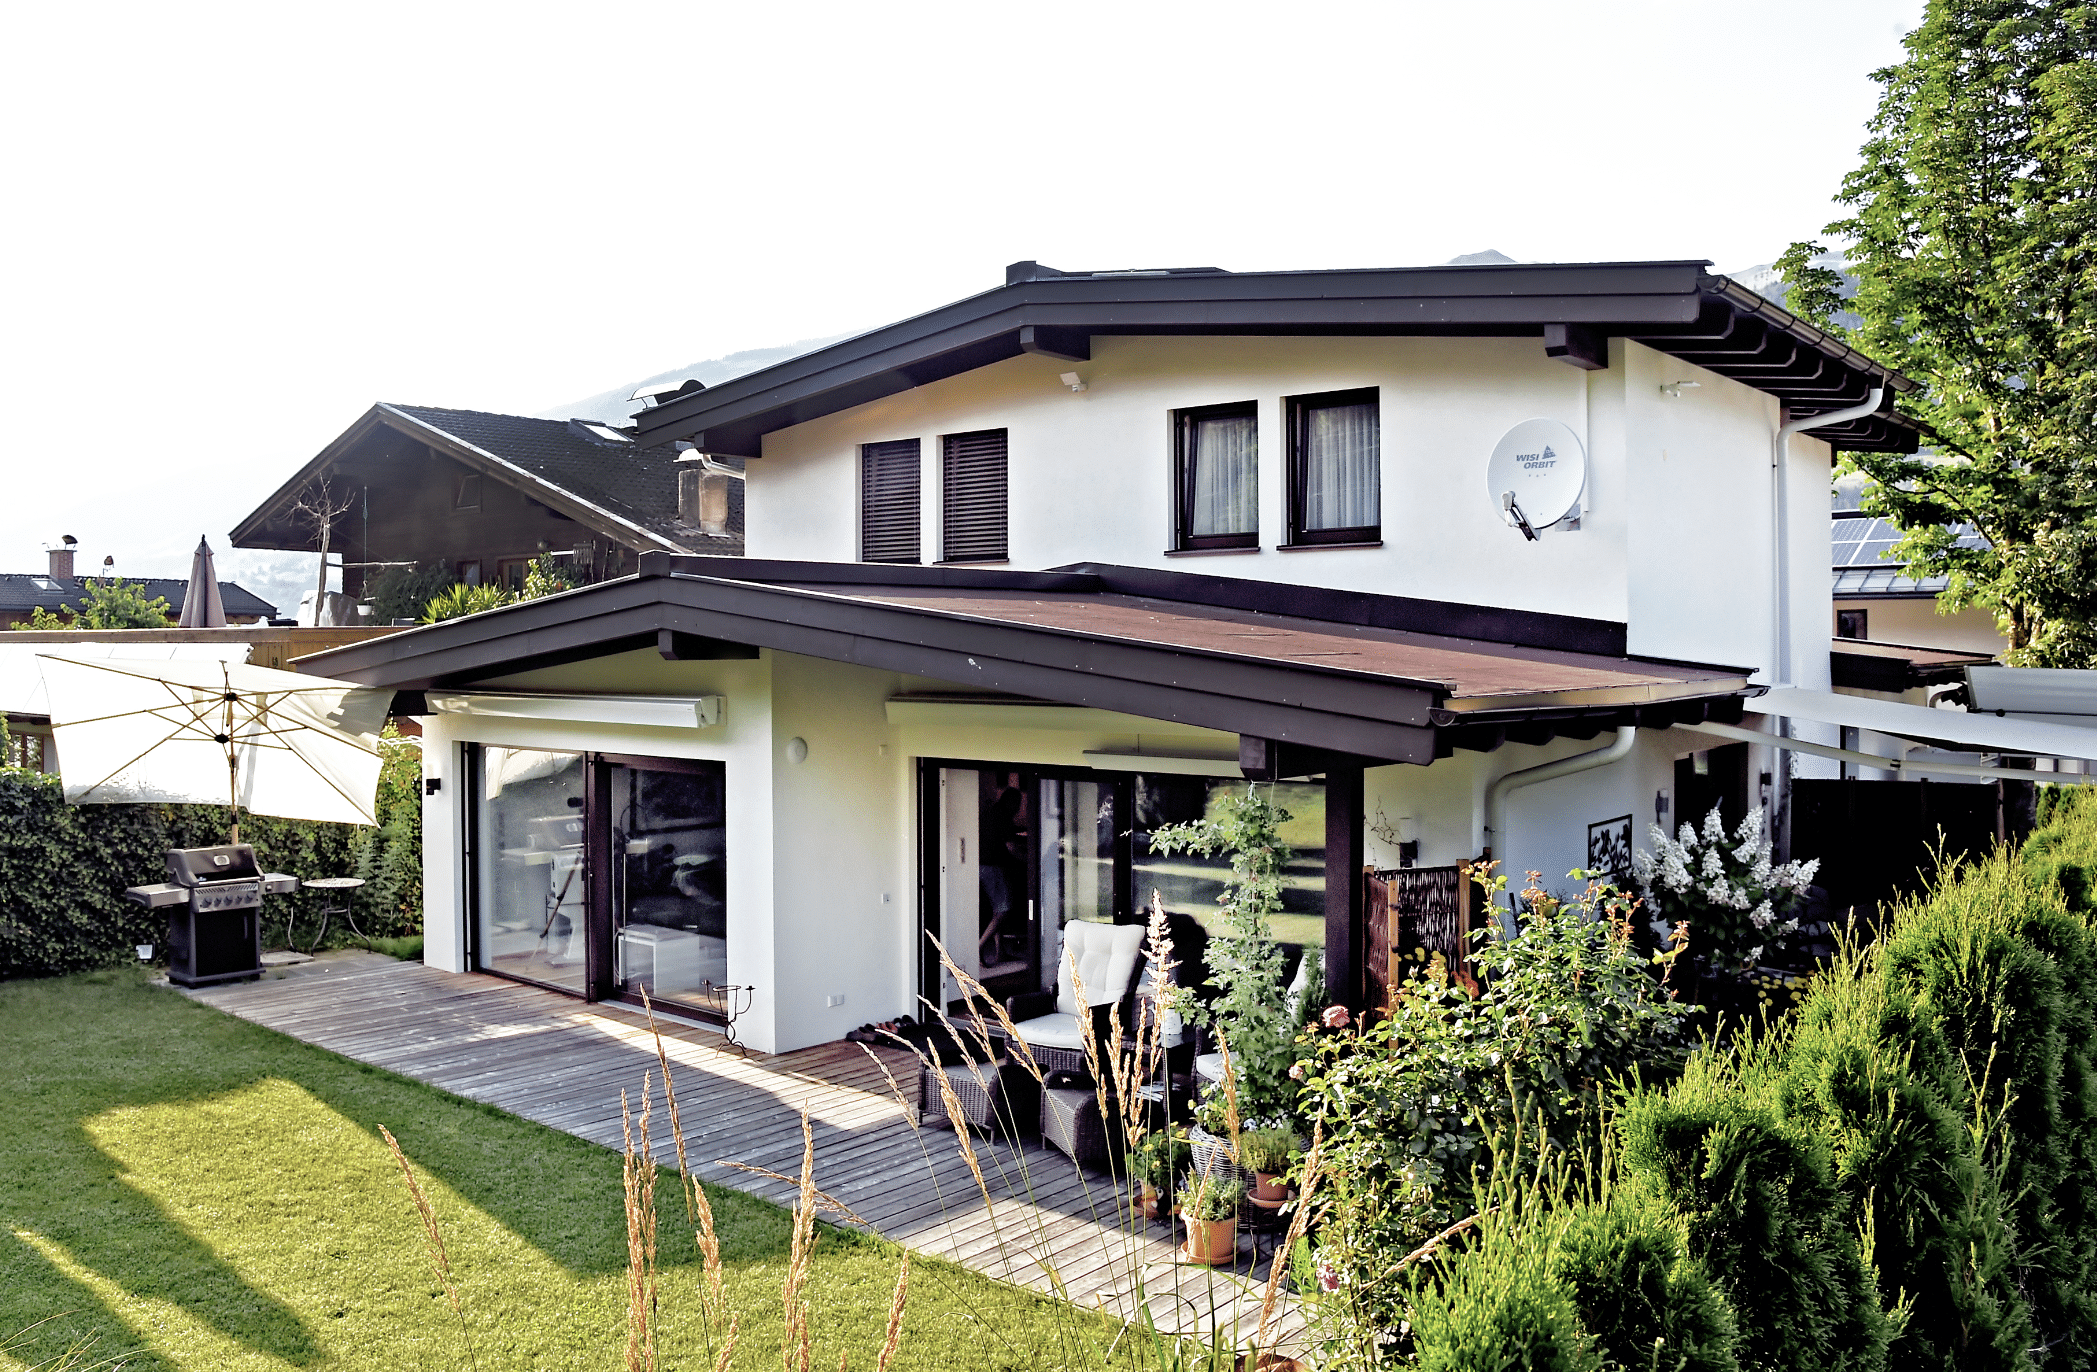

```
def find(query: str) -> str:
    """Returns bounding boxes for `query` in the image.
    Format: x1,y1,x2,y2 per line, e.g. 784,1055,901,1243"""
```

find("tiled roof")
0,575,277,619
384,405,742,555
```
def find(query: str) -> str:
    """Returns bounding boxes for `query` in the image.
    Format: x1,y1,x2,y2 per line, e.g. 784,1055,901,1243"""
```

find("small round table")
300,877,366,953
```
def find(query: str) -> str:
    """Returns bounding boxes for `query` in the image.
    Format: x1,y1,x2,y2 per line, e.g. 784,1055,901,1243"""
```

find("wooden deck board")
182,953,1300,1347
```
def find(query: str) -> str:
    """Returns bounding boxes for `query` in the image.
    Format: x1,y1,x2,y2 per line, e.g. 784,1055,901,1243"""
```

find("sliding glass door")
608,756,729,1017
473,746,589,995
470,747,728,1015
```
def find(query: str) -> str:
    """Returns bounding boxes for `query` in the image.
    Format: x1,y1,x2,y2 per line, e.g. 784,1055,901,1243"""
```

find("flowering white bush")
1632,805,1818,971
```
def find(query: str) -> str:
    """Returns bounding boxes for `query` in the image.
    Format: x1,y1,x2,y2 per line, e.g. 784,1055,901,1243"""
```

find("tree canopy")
1779,0,2097,663
15,576,173,631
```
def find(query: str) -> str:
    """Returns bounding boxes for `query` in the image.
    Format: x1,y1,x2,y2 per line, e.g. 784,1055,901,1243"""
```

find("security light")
1659,380,1702,398
1059,371,1087,392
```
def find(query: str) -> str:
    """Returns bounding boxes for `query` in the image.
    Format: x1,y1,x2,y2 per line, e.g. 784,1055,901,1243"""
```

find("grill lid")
166,844,262,886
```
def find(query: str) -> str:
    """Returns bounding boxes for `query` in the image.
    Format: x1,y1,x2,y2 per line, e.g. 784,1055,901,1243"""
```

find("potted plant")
1179,1169,1245,1265
1237,1127,1295,1204
1125,1126,1191,1221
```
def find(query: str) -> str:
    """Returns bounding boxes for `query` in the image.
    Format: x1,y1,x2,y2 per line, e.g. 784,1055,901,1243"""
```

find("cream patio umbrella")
38,654,393,840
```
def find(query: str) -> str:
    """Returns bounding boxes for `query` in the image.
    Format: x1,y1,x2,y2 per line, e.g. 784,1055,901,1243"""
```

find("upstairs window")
1174,401,1258,550
453,474,482,511
942,428,1008,562
1287,387,1380,545
860,439,922,563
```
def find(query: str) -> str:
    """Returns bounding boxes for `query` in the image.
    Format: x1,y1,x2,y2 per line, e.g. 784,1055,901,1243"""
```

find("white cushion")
1195,1052,1226,1085
1055,920,1145,1015
1010,1012,1088,1051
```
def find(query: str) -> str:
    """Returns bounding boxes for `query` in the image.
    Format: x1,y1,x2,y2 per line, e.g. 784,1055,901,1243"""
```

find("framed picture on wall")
1587,814,1634,887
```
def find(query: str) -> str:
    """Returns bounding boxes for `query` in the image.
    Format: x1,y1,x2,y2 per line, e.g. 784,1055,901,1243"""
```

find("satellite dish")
1486,418,1586,541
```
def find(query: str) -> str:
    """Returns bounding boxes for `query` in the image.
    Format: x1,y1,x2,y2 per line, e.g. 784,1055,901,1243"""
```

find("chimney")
677,457,736,538
48,536,76,579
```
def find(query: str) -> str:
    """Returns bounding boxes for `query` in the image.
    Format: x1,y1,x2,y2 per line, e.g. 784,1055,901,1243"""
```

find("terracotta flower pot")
1251,1171,1289,1203
1135,1180,1161,1221
1183,1214,1238,1265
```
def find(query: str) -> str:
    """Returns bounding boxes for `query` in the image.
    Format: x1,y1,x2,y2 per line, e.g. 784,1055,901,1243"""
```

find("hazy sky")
0,0,1921,614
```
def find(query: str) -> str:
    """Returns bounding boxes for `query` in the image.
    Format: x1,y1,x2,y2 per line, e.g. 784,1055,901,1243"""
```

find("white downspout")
1771,388,1885,687
1768,387,1885,855
1482,724,1638,871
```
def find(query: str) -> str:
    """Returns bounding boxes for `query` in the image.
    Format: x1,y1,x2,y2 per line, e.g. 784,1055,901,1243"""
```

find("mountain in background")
1725,250,1862,332
544,334,856,427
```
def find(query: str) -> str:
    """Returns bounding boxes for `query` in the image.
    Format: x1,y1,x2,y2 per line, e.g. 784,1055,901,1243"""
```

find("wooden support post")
1324,765,1366,1012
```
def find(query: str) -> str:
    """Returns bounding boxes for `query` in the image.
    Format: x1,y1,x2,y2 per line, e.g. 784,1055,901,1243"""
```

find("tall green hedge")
0,733,422,980
1401,787,2097,1371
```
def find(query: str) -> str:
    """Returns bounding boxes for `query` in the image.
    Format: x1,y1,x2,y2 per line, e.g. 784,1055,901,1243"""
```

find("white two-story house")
309,258,1943,1054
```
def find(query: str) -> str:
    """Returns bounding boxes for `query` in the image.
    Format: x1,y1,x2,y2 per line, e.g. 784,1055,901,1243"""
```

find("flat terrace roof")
301,557,1755,766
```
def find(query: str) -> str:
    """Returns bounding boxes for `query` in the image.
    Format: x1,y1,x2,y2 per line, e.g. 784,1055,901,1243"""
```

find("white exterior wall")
751,336,1629,626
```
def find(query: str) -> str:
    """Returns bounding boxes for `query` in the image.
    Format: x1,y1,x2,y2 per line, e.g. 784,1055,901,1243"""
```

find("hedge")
0,731,422,980
1401,788,2097,1371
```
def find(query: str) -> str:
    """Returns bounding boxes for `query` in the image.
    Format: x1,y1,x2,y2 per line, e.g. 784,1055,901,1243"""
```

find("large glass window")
1174,402,1259,550
1287,387,1380,545
610,759,729,1018
474,746,588,995
1131,777,1328,948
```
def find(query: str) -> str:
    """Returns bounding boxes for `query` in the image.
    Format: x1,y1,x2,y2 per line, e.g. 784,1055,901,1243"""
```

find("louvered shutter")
860,439,922,563
941,429,1008,562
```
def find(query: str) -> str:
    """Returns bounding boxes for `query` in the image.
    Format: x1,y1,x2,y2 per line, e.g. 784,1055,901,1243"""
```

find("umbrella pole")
224,684,240,845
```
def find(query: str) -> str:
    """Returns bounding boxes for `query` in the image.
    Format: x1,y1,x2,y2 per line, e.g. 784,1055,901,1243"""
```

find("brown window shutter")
941,429,1007,562
860,439,922,563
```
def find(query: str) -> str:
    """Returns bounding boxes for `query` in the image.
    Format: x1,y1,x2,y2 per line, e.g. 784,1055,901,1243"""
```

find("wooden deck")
183,952,1300,1346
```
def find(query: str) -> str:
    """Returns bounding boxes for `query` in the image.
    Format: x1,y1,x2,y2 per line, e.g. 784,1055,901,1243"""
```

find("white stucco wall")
749,335,1630,626
747,333,1834,687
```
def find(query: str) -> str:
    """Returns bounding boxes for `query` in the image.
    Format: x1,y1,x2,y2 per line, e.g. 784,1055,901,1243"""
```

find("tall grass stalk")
621,1078,662,1372
378,1123,480,1372
782,1109,818,1372
641,991,728,1350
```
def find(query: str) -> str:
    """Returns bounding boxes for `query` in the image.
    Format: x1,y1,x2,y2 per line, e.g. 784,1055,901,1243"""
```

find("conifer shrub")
1404,1191,1601,1372
1549,1190,1739,1372
1776,943,2030,1372
1618,1054,1895,1372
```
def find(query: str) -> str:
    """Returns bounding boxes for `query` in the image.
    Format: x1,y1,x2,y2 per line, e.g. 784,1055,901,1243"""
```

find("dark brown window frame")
940,428,1009,564
1285,386,1381,548
859,438,922,564
1172,400,1260,551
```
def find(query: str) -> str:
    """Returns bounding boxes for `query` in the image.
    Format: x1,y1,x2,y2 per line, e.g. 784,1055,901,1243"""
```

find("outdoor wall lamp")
786,737,809,764
1659,380,1702,398
1059,371,1087,392
1394,815,1419,868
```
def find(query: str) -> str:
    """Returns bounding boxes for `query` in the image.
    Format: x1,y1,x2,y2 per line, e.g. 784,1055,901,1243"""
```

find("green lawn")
0,968,1124,1371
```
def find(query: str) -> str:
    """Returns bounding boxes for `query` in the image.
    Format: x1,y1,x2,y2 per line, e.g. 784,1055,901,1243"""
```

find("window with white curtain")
1174,401,1258,550
1287,387,1381,545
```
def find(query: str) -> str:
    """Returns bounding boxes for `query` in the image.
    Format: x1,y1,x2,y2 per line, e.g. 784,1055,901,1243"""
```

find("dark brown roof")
633,260,1920,458
231,403,742,557
825,586,1741,712
301,557,1753,766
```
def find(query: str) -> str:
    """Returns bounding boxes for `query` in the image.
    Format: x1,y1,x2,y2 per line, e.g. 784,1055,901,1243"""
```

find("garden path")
183,952,1301,1348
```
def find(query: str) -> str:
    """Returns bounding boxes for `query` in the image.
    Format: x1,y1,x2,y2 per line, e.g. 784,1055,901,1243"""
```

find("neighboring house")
1830,477,2004,657
0,546,276,629
307,256,2042,1057
230,404,744,601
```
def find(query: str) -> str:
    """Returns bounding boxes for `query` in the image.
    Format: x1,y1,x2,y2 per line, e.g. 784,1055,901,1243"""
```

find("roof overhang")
230,403,687,555
298,557,1755,767
630,260,1921,458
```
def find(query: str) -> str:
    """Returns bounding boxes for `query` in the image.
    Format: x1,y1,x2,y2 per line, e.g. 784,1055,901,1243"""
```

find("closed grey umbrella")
177,536,228,628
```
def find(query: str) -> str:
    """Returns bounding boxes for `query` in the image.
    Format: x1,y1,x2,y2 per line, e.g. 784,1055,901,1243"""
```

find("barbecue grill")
125,844,298,987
